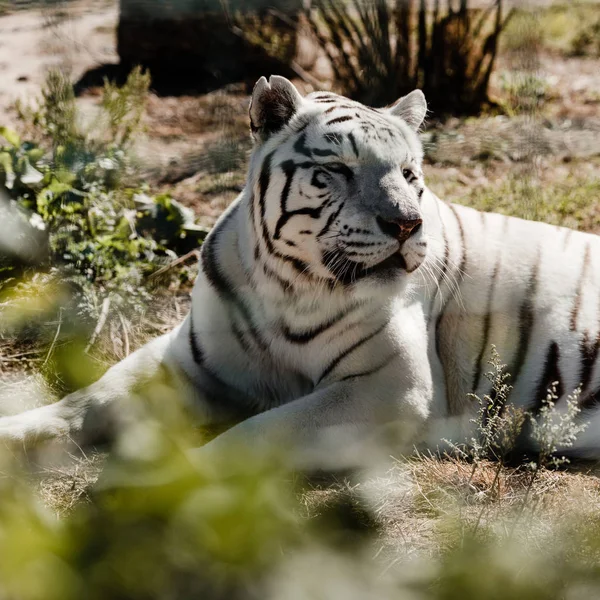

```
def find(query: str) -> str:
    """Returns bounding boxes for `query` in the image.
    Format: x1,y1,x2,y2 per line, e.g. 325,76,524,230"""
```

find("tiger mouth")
374,251,407,272
324,250,408,285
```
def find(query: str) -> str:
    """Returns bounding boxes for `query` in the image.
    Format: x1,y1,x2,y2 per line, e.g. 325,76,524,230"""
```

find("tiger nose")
376,216,422,243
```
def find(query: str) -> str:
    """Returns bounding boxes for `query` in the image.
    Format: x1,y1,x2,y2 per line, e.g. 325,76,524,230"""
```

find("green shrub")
0,68,203,322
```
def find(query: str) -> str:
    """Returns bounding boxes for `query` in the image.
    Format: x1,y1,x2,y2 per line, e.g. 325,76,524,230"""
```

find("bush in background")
308,0,512,113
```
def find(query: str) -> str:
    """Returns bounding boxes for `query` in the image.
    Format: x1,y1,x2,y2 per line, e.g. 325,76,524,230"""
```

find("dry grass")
300,455,600,557
38,451,105,515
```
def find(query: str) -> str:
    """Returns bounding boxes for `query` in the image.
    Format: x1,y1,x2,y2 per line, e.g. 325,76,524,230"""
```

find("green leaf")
46,178,73,196
54,169,77,185
0,151,13,174
0,126,20,147
0,151,15,189
26,148,45,163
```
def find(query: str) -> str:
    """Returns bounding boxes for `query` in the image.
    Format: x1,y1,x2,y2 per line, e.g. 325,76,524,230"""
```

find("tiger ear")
249,76,304,140
387,90,427,130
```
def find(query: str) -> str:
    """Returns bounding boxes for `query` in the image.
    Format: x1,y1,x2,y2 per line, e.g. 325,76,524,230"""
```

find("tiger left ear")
388,90,428,130
249,76,304,141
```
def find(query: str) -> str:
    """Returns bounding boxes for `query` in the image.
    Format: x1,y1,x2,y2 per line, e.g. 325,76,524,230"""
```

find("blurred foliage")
503,3,600,58
499,72,548,115
3,421,600,600
0,343,599,599
237,10,299,66
308,0,512,112
571,16,600,57
0,68,205,321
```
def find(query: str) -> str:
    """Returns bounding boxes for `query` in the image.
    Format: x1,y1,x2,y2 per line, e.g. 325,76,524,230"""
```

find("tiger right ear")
249,76,304,140
388,90,427,130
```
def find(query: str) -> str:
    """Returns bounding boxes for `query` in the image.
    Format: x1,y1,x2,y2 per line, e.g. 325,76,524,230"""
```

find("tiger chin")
1,75,600,471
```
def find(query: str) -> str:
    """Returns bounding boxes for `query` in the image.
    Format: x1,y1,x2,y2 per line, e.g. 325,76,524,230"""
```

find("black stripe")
316,201,345,238
257,152,311,275
201,205,269,353
188,342,230,398
570,243,591,331
340,354,396,381
347,132,359,157
532,341,563,412
317,322,387,384
201,206,239,297
342,240,383,248
323,162,353,180
281,302,362,344
231,318,252,354
189,312,203,364
326,115,354,126
580,388,600,410
274,160,332,241
508,252,540,389
580,331,600,393
472,257,501,392
324,104,363,115
258,151,277,250
273,160,297,240
293,132,313,158
580,296,600,400
313,147,340,158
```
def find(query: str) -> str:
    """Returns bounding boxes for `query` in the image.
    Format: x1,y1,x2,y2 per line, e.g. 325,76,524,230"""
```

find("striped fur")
1,76,599,468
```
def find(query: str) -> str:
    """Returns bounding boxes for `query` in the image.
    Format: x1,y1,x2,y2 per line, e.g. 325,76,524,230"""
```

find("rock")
117,0,302,92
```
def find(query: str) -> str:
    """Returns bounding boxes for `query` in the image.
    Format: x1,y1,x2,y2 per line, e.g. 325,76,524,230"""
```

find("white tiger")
1,75,599,468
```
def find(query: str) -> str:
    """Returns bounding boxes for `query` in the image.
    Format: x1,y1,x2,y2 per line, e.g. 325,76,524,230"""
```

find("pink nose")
376,217,422,242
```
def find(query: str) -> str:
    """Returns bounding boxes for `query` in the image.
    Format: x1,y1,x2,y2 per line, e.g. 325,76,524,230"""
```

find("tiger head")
247,76,428,287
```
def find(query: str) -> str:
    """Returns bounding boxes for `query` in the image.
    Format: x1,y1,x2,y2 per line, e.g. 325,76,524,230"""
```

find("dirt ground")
0,0,118,115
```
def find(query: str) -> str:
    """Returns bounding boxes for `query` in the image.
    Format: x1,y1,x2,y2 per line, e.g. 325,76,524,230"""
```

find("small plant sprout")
529,382,588,470
444,346,525,466
509,382,589,537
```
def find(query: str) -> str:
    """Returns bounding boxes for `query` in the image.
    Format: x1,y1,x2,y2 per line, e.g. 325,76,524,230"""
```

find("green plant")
507,383,588,537
571,17,600,56
101,67,151,148
443,347,525,467
308,0,514,112
0,69,202,324
500,71,548,115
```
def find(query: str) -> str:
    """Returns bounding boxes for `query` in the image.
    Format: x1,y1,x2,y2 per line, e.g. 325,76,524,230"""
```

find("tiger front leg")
0,331,206,450
188,352,433,471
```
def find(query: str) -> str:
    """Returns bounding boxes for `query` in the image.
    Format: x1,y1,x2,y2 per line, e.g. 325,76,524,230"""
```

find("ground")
1,0,600,557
